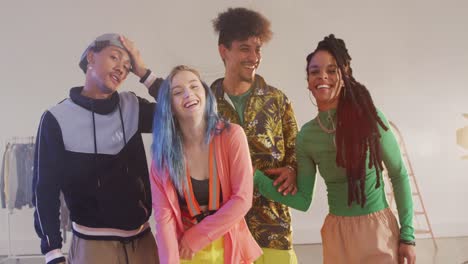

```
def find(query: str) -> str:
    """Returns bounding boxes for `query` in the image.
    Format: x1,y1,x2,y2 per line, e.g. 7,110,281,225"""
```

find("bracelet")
285,165,295,174
399,239,416,246
139,69,152,83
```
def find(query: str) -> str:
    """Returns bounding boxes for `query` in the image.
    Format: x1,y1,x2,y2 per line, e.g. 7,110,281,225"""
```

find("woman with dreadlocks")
253,34,416,264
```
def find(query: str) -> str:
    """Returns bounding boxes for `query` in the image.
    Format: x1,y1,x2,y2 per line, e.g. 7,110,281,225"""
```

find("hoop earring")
307,88,317,107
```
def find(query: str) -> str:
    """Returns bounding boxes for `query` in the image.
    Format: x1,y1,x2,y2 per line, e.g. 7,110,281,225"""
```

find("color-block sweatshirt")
33,79,159,264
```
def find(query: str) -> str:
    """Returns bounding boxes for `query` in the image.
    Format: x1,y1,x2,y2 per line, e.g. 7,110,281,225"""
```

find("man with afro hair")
211,7,299,264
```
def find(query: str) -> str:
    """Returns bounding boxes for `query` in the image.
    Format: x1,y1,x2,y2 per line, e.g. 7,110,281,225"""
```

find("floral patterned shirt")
211,75,298,249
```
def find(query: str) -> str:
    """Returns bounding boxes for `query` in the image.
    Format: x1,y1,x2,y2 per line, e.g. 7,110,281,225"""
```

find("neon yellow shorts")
180,237,224,264
254,247,298,264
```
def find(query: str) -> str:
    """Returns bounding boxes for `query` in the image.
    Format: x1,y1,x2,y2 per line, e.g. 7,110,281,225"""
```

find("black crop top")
178,177,223,207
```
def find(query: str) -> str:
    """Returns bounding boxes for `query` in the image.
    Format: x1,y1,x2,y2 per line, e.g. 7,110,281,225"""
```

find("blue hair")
151,65,227,195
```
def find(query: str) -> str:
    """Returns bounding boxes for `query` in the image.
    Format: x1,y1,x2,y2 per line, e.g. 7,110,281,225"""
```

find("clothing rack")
5,137,35,145
0,136,42,263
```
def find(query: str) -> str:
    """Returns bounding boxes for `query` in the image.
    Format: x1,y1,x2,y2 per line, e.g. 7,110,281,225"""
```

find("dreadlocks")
306,34,388,207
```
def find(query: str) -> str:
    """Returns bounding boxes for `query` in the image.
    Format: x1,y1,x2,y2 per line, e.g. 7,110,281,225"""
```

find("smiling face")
307,50,344,110
170,70,206,122
86,45,131,96
219,36,262,84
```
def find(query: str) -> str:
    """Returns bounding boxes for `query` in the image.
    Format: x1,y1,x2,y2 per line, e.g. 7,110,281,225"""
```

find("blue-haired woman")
150,65,262,264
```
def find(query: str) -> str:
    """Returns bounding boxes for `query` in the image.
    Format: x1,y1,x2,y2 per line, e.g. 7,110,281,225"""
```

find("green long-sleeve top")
254,109,415,241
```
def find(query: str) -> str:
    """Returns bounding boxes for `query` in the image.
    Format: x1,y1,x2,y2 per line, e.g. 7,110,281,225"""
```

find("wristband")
399,239,416,246
139,69,152,83
285,165,295,174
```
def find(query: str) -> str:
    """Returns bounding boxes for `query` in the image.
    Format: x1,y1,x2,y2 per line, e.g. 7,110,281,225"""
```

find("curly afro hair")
213,7,272,48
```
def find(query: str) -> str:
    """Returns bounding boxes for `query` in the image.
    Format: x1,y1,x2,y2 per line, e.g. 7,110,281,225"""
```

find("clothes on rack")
1,142,34,210
0,141,72,241
60,192,72,242
1,145,8,208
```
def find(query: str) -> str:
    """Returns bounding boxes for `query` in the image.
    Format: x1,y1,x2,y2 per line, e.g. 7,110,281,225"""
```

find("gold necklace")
316,111,336,134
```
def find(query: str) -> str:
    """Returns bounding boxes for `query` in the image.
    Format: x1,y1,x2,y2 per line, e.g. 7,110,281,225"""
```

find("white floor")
1,237,467,264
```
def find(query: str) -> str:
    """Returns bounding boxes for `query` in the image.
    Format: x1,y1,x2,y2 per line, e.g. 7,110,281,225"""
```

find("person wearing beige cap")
32,33,161,264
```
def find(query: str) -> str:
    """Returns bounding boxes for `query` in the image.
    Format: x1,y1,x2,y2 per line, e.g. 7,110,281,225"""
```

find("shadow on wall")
456,113,468,160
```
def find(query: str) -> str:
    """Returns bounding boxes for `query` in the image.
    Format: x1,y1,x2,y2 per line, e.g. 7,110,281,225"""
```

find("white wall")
1,0,467,255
